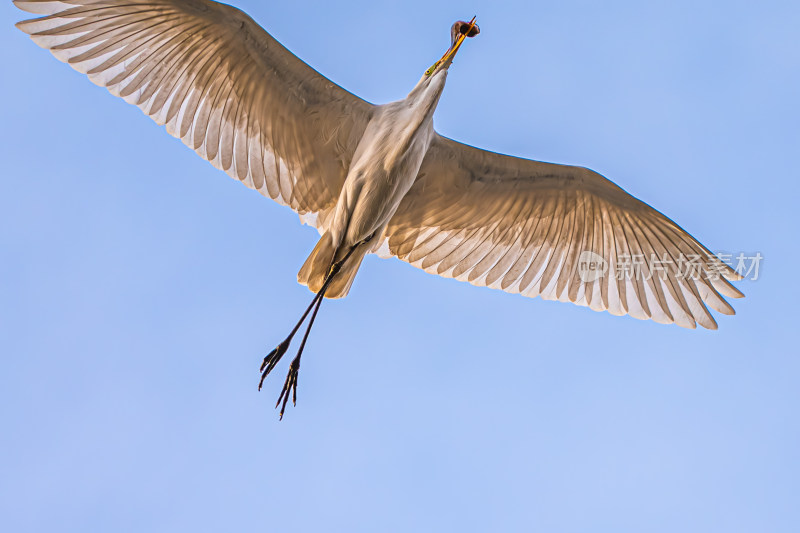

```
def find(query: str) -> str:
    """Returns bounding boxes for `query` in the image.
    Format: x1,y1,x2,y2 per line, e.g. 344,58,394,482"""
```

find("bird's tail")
297,232,368,299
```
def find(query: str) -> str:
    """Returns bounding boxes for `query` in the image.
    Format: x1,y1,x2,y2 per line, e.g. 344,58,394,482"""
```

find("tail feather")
297,233,367,299
297,232,336,294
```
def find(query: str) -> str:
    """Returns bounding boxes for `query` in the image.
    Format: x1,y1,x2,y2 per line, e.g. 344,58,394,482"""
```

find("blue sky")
1,1,798,531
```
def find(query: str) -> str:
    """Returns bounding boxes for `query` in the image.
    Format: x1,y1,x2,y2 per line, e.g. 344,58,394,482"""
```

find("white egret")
16,0,744,418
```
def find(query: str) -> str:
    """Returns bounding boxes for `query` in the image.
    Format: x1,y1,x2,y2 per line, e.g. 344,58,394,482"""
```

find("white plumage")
16,0,745,415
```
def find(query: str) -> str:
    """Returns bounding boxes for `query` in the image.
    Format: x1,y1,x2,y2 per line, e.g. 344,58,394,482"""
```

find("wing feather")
385,135,743,329
15,0,375,230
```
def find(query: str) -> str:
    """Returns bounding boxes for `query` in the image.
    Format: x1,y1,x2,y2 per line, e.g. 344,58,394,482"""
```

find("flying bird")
16,0,744,418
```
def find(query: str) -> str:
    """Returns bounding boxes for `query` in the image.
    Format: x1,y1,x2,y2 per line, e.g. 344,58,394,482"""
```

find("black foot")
276,356,300,420
258,339,290,391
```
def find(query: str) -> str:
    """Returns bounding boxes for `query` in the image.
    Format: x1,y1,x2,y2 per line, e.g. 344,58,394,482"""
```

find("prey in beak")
425,17,480,76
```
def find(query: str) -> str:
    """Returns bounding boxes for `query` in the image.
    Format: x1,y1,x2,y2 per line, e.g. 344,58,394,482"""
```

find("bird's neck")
406,70,448,125
354,71,447,170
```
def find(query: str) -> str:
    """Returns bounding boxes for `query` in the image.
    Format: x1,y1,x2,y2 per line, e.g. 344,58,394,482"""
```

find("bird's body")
301,72,446,297
15,0,745,417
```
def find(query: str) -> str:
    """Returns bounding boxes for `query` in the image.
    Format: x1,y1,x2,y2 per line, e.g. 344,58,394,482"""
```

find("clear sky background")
1,1,798,531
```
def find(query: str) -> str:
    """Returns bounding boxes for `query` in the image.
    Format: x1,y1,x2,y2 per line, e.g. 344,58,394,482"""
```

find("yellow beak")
425,16,477,77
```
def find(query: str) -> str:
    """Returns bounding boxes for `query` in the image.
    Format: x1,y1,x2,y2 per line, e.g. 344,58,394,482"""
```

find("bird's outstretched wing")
15,0,374,229
385,135,744,329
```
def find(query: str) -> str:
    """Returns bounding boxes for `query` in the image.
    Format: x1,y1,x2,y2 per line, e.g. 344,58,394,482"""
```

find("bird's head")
407,18,479,107
424,18,480,78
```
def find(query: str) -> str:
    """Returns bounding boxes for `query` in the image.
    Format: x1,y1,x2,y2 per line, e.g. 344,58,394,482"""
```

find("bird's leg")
258,251,352,388
258,289,324,390
258,236,373,415
276,289,325,419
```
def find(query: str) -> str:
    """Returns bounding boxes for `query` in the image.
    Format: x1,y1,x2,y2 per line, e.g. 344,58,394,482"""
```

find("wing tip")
14,1,60,16
700,315,718,330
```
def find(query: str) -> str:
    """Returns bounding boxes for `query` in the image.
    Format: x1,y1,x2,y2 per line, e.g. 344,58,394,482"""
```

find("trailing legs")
258,237,371,419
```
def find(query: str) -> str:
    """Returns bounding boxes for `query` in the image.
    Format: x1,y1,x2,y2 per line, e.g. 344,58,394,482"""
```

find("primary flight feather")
16,0,744,417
